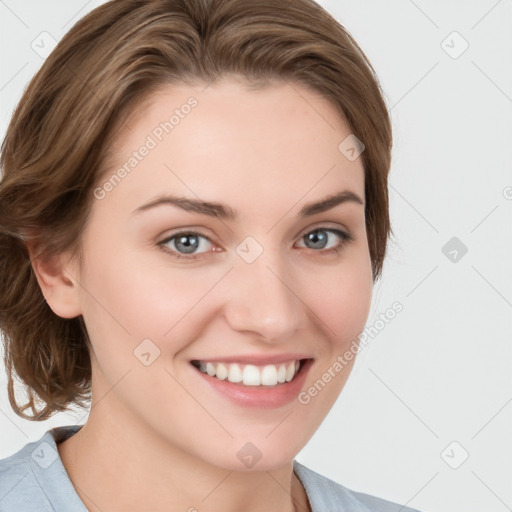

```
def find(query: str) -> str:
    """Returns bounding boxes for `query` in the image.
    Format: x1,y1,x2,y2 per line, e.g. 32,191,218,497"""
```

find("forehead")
96,78,365,218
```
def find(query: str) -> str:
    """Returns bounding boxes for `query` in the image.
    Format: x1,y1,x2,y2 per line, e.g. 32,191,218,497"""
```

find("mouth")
190,358,310,387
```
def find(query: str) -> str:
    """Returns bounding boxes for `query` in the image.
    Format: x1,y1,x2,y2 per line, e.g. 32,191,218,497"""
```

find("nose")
222,252,305,343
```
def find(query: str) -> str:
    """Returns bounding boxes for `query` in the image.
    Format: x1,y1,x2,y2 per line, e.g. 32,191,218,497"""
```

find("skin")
31,76,373,512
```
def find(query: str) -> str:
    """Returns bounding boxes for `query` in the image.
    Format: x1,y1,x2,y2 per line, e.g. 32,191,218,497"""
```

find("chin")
204,435,307,473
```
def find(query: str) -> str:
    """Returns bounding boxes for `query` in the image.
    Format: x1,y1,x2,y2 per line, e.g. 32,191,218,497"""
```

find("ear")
27,242,83,319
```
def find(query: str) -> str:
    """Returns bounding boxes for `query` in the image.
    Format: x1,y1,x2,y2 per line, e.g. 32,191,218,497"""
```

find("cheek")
309,251,373,350
79,223,373,363
298,259,373,417
78,239,222,357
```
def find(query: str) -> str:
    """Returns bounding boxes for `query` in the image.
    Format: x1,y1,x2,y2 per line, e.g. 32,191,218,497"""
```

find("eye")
296,227,354,255
158,231,216,261
157,226,354,261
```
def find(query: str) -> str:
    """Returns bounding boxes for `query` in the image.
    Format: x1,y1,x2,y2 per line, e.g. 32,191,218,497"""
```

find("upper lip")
191,354,314,365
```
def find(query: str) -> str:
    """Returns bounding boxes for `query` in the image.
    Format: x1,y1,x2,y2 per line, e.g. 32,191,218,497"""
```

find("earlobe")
27,243,83,319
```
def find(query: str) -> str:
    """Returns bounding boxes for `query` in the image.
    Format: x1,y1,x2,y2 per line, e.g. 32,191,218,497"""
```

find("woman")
0,0,421,510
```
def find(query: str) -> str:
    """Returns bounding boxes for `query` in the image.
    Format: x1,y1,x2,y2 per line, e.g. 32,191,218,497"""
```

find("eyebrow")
131,190,364,220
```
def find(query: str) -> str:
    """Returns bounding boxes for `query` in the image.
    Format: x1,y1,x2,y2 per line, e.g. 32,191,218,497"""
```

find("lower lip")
192,359,314,409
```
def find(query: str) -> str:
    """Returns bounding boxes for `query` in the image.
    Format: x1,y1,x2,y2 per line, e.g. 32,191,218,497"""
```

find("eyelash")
157,226,354,261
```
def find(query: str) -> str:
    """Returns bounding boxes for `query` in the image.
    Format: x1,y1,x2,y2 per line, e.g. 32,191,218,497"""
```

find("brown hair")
0,0,392,420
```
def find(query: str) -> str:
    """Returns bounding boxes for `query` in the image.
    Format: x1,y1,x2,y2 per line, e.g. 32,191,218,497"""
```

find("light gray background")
1,1,511,511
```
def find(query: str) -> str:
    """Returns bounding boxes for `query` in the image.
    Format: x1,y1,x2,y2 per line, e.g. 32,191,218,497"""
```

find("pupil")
177,234,199,254
306,230,327,249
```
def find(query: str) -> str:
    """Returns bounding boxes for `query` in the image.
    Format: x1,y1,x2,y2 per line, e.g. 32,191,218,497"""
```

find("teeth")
285,362,295,382
216,363,228,380
261,365,277,386
206,362,216,376
195,360,302,386
277,364,287,384
228,363,243,383
243,365,261,386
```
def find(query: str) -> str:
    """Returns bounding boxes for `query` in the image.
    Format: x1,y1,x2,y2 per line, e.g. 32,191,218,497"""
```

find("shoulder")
0,433,54,512
293,461,422,512
0,425,85,512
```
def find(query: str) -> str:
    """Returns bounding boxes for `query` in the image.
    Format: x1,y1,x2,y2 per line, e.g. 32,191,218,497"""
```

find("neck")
58,407,310,512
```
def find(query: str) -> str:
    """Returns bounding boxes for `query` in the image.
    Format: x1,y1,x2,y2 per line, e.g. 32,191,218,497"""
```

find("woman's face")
69,77,373,470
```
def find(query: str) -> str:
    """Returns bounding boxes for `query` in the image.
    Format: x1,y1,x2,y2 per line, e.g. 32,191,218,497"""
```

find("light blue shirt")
0,425,421,511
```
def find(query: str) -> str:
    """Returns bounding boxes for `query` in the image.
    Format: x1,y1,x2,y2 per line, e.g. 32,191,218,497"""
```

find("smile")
191,360,303,386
